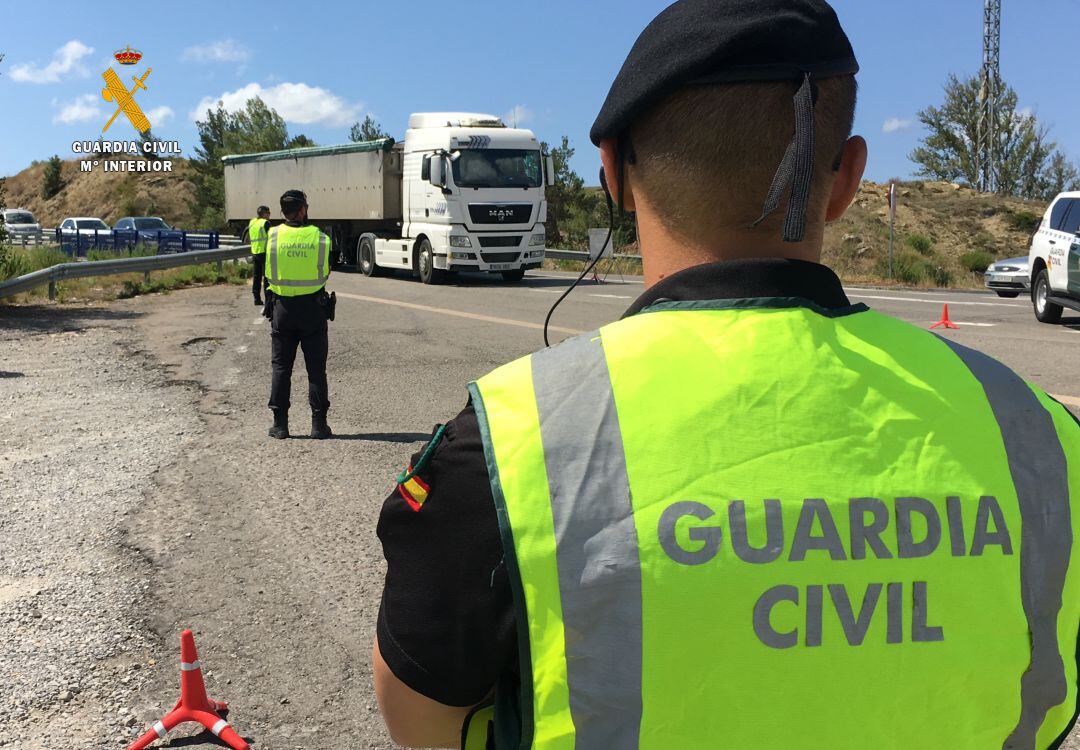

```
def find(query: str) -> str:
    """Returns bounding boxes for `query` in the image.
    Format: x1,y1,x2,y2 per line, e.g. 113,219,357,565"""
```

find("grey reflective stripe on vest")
939,338,1072,750
268,227,279,280
531,333,643,748
266,229,329,287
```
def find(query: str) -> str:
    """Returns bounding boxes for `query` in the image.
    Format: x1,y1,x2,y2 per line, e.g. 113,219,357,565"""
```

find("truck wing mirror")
429,155,447,188
544,155,555,187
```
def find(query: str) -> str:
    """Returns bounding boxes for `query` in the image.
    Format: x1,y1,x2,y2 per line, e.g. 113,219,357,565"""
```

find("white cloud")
504,104,534,127
181,39,250,64
146,106,175,126
190,82,361,127
11,40,94,84
1017,106,1034,120
882,117,913,134
52,94,103,125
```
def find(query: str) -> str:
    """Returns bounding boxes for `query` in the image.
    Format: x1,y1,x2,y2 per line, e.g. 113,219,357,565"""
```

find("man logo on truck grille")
489,209,513,222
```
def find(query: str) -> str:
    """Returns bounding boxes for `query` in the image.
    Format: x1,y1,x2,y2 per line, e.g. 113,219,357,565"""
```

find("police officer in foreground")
265,190,333,440
374,1,1080,747
246,205,271,306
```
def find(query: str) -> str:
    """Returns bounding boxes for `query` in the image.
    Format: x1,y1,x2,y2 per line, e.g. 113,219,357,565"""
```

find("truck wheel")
416,239,445,285
1032,269,1063,324
359,236,382,277
500,269,526,283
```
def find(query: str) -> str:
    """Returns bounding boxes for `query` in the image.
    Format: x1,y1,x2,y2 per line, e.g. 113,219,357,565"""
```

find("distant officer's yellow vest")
266,224,330,297
248,218,269,255
469,299,1080,750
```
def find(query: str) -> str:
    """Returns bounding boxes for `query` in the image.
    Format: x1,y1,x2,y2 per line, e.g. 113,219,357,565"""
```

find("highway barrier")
0,244,251,301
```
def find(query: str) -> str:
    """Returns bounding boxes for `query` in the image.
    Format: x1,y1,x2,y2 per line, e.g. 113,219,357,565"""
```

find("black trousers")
268,293,329,416
252,254,266,300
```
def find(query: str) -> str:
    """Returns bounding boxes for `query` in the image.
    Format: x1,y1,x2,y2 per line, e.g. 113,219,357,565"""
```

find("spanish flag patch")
397,468,430,512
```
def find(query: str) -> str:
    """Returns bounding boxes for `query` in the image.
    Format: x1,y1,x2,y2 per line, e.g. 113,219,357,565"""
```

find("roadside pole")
888,182,896,280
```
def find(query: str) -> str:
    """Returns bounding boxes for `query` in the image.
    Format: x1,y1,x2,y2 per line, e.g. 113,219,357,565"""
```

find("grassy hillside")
3,157,199,229
824,181,1045,288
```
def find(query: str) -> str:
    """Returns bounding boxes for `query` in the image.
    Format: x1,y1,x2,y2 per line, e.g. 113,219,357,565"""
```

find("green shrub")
960,250,995,273
905,233,934,255
1006,210,1041,234
876,251,953,287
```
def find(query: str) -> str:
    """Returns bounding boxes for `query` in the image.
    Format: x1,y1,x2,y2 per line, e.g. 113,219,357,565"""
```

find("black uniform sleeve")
376,403,516,707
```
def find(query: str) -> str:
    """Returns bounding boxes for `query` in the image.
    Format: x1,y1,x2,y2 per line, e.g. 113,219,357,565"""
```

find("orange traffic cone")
128,630,249,750
930,303,959,330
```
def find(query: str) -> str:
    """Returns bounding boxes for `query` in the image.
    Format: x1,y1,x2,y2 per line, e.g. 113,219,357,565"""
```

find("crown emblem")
113,46,143,66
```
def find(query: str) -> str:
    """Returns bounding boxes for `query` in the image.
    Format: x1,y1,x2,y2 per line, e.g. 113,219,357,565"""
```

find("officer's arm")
374,638,474,748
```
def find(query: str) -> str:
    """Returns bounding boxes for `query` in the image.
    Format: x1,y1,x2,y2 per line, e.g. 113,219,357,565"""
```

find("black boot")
254,296,263,306
311,413,332,440
268,411,289,439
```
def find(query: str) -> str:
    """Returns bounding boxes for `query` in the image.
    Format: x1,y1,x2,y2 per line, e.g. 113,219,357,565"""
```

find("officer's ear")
825,136,867,222
599,138,636,213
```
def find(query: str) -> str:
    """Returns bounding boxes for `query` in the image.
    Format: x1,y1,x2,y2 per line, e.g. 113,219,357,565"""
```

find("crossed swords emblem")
101,66,153,135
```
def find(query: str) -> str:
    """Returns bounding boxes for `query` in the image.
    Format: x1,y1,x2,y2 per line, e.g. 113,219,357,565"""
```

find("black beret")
280,189,308,209
590,0,858,145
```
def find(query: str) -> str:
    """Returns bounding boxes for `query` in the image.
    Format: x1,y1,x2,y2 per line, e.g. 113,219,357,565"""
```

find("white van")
2,208,43,241
1029,191,1080,323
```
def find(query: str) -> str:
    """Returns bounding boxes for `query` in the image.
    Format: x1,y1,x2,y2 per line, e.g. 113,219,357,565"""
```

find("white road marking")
590,294,633,300
528,289,563,294
252,317,265,325
336,292,584,335
949,322,997,328
848,292,1023,308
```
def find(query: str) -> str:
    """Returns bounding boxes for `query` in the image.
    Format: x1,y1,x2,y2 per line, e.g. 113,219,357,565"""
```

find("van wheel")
359,236,382,277
416,239,445,285
1033,269,1063,324
500,269,526,283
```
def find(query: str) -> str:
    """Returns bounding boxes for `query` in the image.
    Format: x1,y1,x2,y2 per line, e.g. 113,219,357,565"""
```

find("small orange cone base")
930,303,959,330
128,630,249,750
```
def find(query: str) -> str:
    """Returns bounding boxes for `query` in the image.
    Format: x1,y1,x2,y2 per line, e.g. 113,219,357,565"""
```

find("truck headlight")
529,231,546,246
449,235,472,248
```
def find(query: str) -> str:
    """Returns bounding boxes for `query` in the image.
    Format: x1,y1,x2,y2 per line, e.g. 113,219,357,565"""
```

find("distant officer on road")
373,1,1080,748
264,190,333,440
246,205,271,306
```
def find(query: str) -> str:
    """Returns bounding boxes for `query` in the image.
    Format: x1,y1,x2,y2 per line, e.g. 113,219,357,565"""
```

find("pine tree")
42,156,64,199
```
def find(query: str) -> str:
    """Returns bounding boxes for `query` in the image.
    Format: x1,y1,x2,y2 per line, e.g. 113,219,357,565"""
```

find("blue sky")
1,0,1077,186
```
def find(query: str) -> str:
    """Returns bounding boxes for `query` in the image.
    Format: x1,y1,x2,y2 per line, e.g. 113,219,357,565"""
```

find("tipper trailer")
223,112,553,284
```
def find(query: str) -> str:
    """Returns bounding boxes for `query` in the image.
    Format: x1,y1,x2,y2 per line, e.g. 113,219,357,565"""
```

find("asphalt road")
2,266,1078,749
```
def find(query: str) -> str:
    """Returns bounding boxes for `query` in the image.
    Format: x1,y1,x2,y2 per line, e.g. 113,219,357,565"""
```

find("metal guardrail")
0,244,251,301
545,249,641,262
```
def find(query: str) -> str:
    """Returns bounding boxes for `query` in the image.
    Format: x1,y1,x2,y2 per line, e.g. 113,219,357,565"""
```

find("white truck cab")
223,112,553,284
1029,191,1080,323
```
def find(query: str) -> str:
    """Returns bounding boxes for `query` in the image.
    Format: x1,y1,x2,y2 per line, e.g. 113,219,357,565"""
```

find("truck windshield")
4,212,35,224
452,149,542,189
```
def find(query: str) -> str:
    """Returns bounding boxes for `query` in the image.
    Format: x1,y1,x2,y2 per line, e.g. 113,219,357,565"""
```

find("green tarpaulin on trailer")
221,138,395,166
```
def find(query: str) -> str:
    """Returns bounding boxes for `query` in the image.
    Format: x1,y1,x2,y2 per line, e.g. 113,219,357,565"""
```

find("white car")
2,208,43,240
1028,192,1080,323
58,217,112,236
983,256,1030,298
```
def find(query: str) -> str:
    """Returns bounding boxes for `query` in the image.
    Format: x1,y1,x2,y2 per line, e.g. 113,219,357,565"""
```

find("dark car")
114,216,173,244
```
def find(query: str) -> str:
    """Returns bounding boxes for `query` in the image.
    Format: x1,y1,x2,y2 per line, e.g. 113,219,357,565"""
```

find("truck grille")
478,236,522,248
480,252,521,264
468,203,532,225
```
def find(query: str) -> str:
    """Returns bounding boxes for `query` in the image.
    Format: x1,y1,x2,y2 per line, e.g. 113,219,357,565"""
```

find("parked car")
983,256,1030,298
2,208,43,240
114,216,173,244
1028,191,1080,323
58,217,111,236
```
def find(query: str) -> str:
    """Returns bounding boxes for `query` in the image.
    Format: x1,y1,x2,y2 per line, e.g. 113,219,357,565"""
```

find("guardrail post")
216,260,224,273
182,232,188,253
48,281,56,301
144,270,151,284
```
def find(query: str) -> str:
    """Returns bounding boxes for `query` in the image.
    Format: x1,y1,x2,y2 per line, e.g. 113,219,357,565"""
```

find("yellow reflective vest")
468,298,1080,749
266,224,330,297
247,217,269,255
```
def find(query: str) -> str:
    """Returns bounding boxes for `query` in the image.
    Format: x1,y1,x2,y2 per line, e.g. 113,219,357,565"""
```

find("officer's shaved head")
627,76,857,240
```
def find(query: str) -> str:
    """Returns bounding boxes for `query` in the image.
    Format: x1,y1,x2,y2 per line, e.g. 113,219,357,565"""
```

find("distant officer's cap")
590,0,859,242
280,189,308,211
